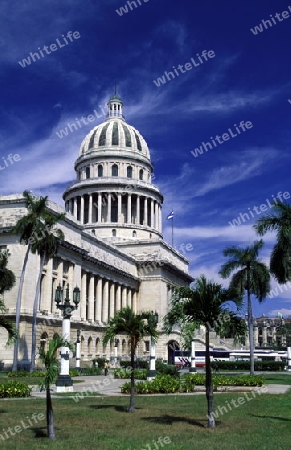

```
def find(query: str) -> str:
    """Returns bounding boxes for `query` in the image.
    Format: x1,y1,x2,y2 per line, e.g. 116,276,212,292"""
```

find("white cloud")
267,308,291,318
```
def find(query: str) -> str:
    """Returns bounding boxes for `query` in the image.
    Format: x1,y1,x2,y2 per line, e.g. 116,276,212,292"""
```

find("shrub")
0,380,31,398
92,358,106,368
8,370,45,377
120,360,149,369
114,368,147,380
156,361,180,378
210,360,285,371
121,374,182,394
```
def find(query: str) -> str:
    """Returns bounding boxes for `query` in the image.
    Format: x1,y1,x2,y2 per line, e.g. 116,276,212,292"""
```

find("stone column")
127,194,132,224
136,195,140,225
144,197,148,226
150,199,154,228
102,280,109,324
262,323,267,346
88,194,93,224
155,201,158,229
80,272,87,321
107,193,112,222
122,286,127,308
116,284,121,312
254,323,259,347
109,282,115,318
96,277,103,323
41,258,53,313
159,206,162,232
132,291,137,313
88,274,95,323
127,289,132,309
98,193,102,223
80,196,84,224
118,193,122,223
73,197,78,219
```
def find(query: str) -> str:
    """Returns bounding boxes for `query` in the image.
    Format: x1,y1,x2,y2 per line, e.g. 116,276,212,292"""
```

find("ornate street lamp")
75,329,81,369
189,336,197,373
55,284,80,392
147,311,159,380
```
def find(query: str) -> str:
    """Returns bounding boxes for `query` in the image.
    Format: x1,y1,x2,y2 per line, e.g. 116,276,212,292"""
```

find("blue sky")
1,0,291,318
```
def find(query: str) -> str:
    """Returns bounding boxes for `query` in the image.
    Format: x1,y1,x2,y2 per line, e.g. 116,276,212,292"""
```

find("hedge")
8,370,45,377
121,373,264,394
211,360,285,371
0,380,32,398
114,368,147,380
120,360,149,369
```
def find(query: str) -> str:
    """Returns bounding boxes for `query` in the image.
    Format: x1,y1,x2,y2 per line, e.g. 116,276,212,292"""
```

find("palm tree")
219,240,270,375
254,202,291,283
12,191,49,371
103,307,158,413
29,209,65,372
0,249,17,343
39,337,73,440
163,275,244,428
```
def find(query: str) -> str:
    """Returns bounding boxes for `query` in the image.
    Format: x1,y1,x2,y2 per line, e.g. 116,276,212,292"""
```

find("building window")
132,230,137,238
98,165,103,177
112,164,118,177
112,229,116,237
139,169,143,180
127,166,132,178
86,167,90,179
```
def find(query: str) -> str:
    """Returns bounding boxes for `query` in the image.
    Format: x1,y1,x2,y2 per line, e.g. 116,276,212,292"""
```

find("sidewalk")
30,374,291,398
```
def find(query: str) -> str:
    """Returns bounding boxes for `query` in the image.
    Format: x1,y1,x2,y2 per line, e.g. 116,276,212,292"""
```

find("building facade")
0,94,192,369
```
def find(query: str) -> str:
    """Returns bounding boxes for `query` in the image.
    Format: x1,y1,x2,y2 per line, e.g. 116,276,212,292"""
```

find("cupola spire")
107,86,124,120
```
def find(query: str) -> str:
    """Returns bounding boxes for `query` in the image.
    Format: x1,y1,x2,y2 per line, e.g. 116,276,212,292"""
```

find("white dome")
79,118,150,159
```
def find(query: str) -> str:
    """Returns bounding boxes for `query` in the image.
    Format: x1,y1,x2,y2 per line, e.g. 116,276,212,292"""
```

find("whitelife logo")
250,6,291,35
18,31,81,68
228,191,290,228
190,120,253,158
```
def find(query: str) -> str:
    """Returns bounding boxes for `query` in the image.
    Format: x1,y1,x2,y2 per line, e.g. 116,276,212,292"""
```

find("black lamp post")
55,284,80,392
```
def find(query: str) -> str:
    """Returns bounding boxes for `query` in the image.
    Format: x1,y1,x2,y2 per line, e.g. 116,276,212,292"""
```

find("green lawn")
263,373,291,385
1,390,291,450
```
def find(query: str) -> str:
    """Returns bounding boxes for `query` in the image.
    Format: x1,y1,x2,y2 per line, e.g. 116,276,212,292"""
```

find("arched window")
98,165,103,177
139,169,143,180
86,167,90,179
112,164,118,177
133,230,137,238
127,166,132,178
112,229,116,237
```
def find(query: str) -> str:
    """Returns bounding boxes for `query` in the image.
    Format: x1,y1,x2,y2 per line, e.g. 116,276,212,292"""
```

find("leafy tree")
0,250,17,344
163,275,243,428
219,240,270,375
39,337,73,440
254,201,291,283
103,307,158,413
12,191,49,371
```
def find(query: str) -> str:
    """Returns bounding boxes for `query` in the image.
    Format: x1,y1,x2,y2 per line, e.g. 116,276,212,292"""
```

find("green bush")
114,368,147,380
8,370,45,377
92,358,106,368
120,373,264,394
0,380,32,398
210,360,285,371
156,361,180,378
120,360,149,369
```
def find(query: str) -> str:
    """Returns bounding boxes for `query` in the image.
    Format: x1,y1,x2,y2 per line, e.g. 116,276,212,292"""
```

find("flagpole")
172,215,174,247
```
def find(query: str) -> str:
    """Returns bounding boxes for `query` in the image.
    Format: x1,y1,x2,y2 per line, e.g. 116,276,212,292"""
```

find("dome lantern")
107,87,124,120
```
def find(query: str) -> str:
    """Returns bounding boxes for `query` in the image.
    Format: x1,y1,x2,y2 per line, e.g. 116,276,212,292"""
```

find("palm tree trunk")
30,252,46,372
128,339,135,413
46,385,55,439
12,245,30,372
247,289,255,375
205,328,215,428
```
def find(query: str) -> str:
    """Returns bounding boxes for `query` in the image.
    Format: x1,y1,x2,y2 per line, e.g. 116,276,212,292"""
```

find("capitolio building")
0,94,192,369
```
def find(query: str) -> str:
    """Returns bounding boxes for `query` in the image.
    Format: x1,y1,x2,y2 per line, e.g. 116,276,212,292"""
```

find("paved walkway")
30,374,291,398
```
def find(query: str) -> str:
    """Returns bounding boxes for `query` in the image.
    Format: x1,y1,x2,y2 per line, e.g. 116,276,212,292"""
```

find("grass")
0,390,291,450
263,373,291,385
0,376,85,385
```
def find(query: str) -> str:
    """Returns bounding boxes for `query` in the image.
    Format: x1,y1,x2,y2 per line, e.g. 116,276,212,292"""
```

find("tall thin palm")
163,275,244,429
12,191,48,371
254,202,291,283
219,240,270,375
103,307,158,413
30,210,65,372
39,337,73,440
